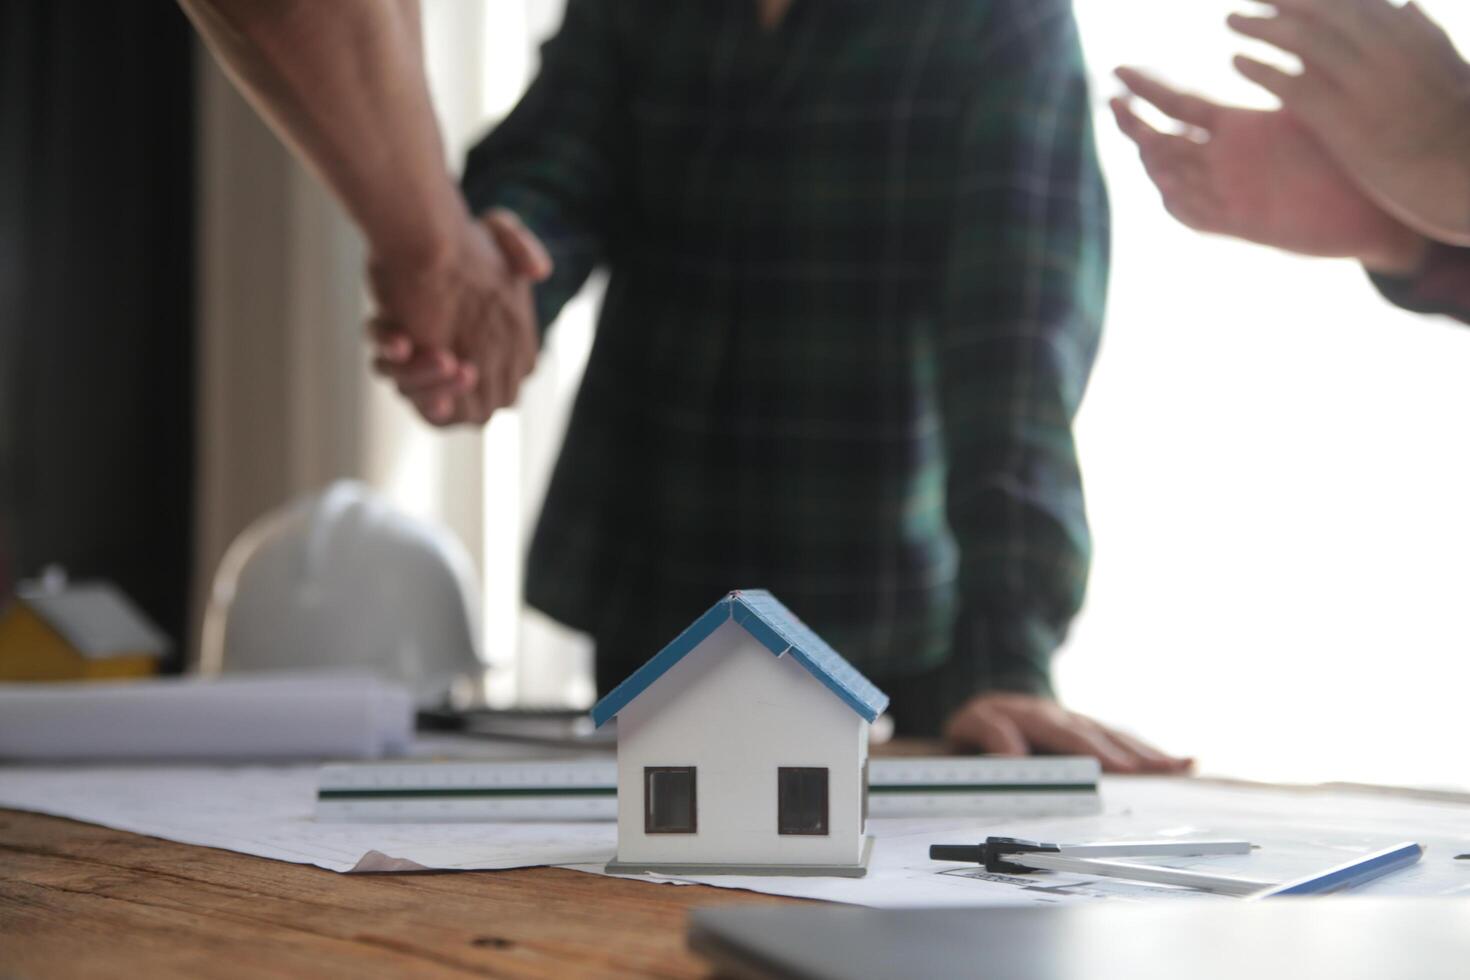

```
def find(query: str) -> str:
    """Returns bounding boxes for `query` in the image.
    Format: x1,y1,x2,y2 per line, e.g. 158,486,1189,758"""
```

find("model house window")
644,767,696,833
778,767,829,835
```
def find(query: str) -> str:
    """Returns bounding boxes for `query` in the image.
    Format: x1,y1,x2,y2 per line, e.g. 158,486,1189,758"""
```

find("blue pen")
1249,841,1424,899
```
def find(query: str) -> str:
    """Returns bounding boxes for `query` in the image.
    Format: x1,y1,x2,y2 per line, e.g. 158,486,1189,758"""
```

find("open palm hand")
1229,0,1470,246
1111,68,1425,273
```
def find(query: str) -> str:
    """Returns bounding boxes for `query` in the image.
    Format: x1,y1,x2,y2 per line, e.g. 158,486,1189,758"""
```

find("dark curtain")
0,0,196,666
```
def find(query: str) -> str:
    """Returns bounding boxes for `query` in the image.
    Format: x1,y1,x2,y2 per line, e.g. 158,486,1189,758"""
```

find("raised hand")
369,208,552,426
1111,68,1427,273
1228,0,1470,246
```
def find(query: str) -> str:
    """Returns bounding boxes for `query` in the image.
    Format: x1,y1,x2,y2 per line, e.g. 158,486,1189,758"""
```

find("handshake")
366,208,552,427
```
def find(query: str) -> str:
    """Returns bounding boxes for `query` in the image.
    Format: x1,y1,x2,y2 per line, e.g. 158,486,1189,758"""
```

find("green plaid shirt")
463,0,1109,704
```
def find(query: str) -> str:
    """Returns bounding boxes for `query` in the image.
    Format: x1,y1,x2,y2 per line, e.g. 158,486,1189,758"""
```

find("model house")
0,579,168,681
593,590,889,877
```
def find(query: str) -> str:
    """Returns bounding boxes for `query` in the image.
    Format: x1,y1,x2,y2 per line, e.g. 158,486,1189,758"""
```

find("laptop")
688,899,1470,979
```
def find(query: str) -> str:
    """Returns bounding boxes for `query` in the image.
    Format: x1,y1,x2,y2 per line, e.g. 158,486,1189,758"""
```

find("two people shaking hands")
178,0,1469,771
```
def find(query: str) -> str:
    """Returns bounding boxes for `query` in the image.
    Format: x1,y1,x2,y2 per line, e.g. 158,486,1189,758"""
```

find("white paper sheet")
2,763,1467,906
624,778,1470,907
0,763,613,872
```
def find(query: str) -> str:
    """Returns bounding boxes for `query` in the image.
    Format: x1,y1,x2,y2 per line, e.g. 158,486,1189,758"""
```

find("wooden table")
0,742,962,976
12,748,1457,977
0,808,801,978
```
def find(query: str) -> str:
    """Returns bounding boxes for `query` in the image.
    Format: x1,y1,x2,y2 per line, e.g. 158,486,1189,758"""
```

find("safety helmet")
200,481,483,707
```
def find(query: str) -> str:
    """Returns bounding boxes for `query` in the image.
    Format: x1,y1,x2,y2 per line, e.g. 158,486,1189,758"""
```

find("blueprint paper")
1,763,1467,906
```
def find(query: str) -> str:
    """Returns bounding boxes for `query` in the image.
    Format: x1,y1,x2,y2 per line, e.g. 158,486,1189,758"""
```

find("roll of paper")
0,672,414,761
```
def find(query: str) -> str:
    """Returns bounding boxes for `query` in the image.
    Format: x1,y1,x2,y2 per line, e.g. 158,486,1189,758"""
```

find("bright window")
1062,0,1470,790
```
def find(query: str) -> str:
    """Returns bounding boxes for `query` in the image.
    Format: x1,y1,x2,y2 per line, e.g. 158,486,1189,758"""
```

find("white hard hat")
200,481,483,707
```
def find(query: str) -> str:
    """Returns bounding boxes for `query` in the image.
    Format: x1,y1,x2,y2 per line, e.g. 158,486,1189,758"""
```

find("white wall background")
1058,0,1470,790
403,1,1470,789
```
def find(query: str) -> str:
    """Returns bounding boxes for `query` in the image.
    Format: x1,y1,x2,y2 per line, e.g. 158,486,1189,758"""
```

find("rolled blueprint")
0,672,414,760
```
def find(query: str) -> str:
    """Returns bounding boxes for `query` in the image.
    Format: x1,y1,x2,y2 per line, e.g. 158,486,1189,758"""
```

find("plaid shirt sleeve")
1368,243,1470,325
460,0,625,332
938,0,1109,698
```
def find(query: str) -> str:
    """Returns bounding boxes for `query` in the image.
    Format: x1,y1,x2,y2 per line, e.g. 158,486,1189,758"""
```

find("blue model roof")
590,590,890,727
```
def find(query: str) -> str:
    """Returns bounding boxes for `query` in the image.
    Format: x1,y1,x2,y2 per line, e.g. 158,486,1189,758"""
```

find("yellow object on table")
0,580,165,681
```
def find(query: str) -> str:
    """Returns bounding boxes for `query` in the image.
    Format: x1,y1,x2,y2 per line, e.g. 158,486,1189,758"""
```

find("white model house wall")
614,618,868,867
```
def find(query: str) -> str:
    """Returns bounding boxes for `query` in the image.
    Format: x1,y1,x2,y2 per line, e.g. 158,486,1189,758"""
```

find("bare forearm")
180,0,462,264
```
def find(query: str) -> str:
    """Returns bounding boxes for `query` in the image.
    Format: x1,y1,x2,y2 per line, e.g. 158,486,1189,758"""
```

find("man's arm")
459,0,626,333
939,1,1188,772
180,0,548,425
180,0,462,275
940,0,1104,698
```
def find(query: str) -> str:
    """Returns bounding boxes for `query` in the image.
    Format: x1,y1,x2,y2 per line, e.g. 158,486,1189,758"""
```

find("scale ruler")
316,756,1100,823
